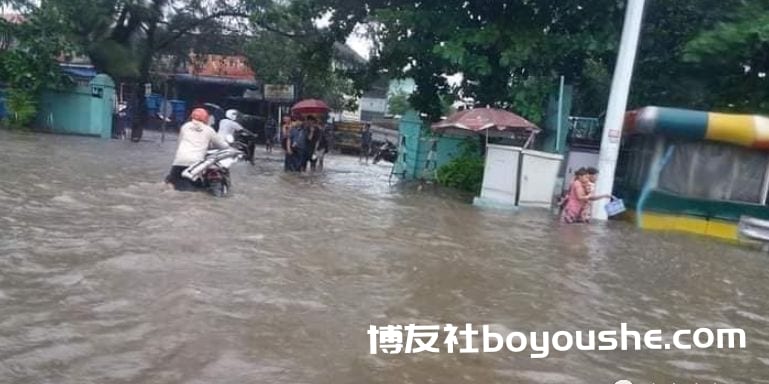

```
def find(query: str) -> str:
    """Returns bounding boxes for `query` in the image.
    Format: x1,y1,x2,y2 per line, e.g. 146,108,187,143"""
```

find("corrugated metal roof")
173,74,259,87
60,65,98,79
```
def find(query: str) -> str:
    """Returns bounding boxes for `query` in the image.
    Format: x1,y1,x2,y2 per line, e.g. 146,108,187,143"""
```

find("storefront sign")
264,84,295,102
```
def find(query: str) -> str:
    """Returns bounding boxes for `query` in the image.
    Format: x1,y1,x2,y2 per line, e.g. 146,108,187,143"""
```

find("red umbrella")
431,107,540,133
291,99,330,115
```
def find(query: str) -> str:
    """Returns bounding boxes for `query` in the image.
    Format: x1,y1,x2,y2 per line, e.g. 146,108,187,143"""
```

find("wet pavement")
0,129,768,383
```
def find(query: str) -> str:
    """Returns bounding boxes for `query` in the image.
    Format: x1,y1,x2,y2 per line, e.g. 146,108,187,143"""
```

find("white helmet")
225,109,239,120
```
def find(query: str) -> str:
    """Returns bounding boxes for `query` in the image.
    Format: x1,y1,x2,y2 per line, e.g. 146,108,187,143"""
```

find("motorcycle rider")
165,108,230,191
219,109,256,164
218,109,244,141
373,140,397,164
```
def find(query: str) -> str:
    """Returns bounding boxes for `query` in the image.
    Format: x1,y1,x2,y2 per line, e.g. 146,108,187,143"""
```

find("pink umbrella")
431,107,540,133
291,99,330,115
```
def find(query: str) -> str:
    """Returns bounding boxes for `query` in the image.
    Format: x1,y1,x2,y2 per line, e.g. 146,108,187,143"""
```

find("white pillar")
593,0,647,220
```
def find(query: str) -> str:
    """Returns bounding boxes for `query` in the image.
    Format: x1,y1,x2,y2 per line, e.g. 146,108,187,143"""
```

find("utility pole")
593,0,647,220
555,75,565,153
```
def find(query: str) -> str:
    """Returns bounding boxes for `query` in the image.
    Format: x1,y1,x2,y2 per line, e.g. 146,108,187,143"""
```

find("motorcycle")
372,140,398,164
227,129,258,165
181,147,245,197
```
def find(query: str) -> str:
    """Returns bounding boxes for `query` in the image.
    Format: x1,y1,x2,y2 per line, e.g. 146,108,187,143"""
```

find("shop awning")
173,74,259,87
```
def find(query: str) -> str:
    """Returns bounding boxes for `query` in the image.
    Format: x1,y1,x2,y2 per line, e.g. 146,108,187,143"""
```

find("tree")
243,1,364,112
618,0,745,112
16,0,263,140
313,0,767,122
0,4,74,127
7,0,768,134
317,0,628,122
244,32,361,111
682,0,769,112
5,0,367,134
387,91,410,116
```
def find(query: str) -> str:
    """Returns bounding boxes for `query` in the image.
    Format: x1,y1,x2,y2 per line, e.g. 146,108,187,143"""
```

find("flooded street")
1,129,768,383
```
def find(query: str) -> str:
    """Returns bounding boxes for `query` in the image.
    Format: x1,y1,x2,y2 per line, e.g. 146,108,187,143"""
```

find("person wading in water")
165,108,230,191
561,168,610,223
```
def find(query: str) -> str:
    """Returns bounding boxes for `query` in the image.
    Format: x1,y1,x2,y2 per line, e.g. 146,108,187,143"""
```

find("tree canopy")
682,0,769,112
312,0,769,121
3,0,769,129
340,0,628,121
0,3,74,125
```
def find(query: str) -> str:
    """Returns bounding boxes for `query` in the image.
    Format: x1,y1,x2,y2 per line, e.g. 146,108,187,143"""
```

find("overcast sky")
346,32,372,61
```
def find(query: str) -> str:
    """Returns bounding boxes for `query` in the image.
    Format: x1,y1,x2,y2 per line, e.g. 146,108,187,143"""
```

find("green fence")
393,111,467,181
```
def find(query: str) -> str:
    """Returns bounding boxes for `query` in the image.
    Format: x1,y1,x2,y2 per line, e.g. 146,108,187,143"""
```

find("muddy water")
0,129,767,384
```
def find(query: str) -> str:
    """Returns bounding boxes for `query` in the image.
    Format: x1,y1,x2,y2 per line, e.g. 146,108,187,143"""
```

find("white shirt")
172,121,230,166
218,119,244,141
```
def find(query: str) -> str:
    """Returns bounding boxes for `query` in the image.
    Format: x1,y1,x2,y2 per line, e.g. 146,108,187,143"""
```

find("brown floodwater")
0,129,767,384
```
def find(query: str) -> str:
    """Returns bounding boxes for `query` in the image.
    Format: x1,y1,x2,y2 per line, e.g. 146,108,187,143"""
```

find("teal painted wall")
393,110,421,179
37,74,116,138
394,110,470,180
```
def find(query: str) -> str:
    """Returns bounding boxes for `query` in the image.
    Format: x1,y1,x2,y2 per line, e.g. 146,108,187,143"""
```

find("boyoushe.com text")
367,323,746,359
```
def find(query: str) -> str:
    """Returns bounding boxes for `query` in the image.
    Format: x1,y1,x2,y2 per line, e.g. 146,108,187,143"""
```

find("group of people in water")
559,167,611,223
166,108,608,225
280,115,332,173
165,107,338,192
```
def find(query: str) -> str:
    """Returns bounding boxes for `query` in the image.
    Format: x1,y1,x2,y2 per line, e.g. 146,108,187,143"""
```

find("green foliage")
245,33,300,85
26,0,261,81
4,0,768,132
3,88,38,127
0,5,73,128
243,1,364,111
343,0,631,122
616,0,742,112
571,58,611,117
436,139,484,194
387,91,411,116
680,1,769,112
439,95,456,117
508,76,554,124
88,39,139,79
245,33,359,110
0,6,72,90
311,0,769,121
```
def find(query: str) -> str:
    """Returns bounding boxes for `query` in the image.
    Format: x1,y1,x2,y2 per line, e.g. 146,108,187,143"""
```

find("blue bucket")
145,93,163,112
170,99,186,122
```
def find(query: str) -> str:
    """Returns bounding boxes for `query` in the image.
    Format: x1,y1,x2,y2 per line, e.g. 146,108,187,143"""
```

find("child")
581,167,600,222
